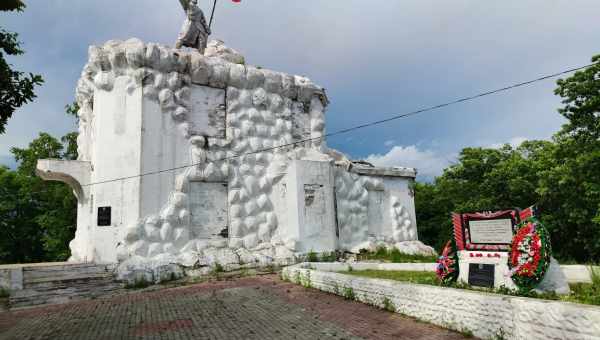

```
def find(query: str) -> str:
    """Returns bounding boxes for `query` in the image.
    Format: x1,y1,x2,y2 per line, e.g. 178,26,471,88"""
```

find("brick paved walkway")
0,275,470,340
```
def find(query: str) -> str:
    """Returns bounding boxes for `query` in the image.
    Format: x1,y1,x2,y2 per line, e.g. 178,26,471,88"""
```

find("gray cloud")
2,0,599,167
366,145,453,181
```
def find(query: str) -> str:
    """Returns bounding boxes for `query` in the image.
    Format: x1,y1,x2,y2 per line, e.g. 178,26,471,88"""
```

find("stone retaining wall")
0,269,9,291
282,264,600,340
561,265,599,284
305,262,596,283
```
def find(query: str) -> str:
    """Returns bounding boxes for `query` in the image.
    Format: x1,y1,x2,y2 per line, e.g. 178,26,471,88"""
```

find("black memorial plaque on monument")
468,263,495,288
98,207,112,226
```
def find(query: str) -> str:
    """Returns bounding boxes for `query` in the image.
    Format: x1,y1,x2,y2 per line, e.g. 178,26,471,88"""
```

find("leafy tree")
0,99,78,264
0,166,46,263
0,0,44,133
416,144,547,251
61,102,80,160
0,0,25,12
555,55,600,142
11,132,63,175
417,55,600,263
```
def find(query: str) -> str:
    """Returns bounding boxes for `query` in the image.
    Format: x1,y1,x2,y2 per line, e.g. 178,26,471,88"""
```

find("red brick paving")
0,274,471,340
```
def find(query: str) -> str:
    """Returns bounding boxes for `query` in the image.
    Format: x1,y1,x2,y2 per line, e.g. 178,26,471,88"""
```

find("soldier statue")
176,0,212,54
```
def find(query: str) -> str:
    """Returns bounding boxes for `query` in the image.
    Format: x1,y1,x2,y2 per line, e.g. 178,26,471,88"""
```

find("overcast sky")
1,0,599,180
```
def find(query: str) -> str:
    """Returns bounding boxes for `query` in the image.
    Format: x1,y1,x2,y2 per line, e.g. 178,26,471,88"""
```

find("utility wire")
24,62,600,189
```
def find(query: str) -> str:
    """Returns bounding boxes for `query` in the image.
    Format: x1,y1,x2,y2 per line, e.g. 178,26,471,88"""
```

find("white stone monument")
36,39,434,280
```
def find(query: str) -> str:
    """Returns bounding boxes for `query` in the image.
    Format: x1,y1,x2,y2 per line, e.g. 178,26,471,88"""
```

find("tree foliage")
0,1,44,134
555,55,600,142
0,0,25,12
0,117,77,264
417,55,600,263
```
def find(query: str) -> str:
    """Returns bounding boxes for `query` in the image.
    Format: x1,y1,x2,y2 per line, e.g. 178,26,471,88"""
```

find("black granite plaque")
97,207,112,226
468,263,495,288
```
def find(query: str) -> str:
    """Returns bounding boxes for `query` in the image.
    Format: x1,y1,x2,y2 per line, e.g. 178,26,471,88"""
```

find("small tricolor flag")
232,0,241,2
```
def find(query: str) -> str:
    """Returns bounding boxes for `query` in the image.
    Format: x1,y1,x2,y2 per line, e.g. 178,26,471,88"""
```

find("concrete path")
0,275,470,340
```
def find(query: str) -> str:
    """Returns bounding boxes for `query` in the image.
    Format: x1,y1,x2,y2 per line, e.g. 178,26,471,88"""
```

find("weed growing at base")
306,250,338,263
382,297,396,312
343,270,438,285
125,277,152,290
358,246,437,263
342,286,355,300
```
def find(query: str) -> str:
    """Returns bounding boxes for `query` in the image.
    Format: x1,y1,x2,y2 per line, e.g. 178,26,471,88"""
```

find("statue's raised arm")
178,0,190,11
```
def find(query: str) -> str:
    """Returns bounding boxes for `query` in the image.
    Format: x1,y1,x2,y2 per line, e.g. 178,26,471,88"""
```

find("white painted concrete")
283,264,600,340
189,182,228,238
36,39,429,279
286,160,337,253
0,268,23,291
457,250,517,290
561,265,600,284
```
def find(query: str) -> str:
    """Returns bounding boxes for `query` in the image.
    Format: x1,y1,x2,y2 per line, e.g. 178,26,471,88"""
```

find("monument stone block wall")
36,39,434,277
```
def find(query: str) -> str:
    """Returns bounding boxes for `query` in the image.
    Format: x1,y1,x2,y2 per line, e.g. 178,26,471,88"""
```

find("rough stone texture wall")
334,166,433,254
75,39,331,278
69,38,431,281
283,265,600,340
334,168,381,249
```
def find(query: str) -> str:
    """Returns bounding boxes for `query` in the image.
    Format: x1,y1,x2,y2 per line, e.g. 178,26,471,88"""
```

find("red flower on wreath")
509,222,543,277
436,241,459,285
508,218,552,289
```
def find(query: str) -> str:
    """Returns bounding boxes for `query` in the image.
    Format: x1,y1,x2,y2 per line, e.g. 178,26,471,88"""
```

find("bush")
125,277,152,290
307,250,319,263
213,262,224,273
319,251,337,262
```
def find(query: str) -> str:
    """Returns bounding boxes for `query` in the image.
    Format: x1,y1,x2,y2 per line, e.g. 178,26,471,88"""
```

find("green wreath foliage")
508,217,552,291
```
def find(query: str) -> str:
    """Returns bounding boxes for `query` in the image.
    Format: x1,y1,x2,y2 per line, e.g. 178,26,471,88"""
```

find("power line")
31,62,600,188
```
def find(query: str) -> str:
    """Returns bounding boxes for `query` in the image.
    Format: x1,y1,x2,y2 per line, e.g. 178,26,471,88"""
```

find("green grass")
566,282,600,306
341,269,600,307
306,250,338,263
342,270,439,285
319,251,337,262
358,246,437,263
562,266,600,306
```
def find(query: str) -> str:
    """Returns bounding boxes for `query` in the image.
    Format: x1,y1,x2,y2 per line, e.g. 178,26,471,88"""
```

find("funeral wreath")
508,217,552,291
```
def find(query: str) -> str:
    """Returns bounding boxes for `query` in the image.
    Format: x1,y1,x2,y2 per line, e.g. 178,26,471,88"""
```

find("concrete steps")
8,263,123,309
